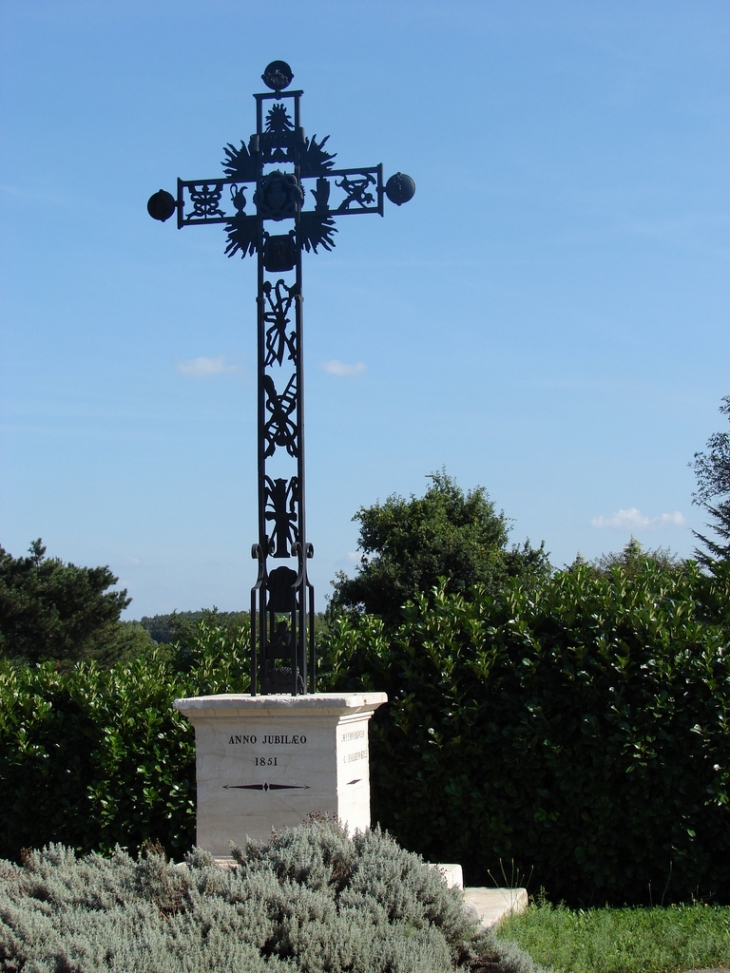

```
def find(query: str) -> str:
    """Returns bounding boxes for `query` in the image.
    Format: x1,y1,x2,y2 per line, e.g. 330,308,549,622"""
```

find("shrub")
321,559,730,905
0,612,250,860
2,563,729,907
0,819,491,973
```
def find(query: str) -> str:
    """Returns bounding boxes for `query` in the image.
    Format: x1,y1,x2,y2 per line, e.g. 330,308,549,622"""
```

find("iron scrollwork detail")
156,62,415,696
264,475,299,558
263,373,298,458
263,279,298,366
336,172,377,211
189,182,225,219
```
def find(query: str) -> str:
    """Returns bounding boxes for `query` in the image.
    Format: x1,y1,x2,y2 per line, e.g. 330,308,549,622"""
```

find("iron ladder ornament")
148,61,415,695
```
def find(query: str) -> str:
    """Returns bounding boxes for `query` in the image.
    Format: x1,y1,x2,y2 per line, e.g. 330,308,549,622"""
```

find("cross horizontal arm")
176,164,384,228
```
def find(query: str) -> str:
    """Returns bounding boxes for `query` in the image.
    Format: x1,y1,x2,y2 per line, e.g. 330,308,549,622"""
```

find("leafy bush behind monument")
322,558,730,904
0,615,249,859
1,558,729,905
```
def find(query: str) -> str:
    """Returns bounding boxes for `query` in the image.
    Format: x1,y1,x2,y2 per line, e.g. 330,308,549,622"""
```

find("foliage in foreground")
496,899,730,973
321,556,730,905
0,820,508,973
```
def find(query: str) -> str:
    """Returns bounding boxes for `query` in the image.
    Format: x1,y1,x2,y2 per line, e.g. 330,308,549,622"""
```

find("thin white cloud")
122,556,140,566
346,551,361,564
177,355,238,378
591,508,686,529
320,360,367,377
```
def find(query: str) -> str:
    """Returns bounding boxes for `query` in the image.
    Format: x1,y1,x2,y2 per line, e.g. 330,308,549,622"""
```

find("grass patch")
496,900,730,973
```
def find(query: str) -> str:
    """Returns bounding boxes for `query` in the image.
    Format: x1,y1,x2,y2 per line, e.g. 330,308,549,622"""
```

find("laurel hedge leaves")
1,561,729,905
0,614,250,860
320,559,730,905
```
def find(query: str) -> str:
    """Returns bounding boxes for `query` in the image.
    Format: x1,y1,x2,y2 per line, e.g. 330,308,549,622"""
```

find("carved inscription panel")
219,727,313,794
339,726,369,778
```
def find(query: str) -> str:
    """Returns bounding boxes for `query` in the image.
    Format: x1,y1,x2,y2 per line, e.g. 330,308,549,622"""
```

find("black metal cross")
148,61,414,696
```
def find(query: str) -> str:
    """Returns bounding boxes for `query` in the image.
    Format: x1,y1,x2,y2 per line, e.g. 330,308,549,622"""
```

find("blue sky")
1,1,728,619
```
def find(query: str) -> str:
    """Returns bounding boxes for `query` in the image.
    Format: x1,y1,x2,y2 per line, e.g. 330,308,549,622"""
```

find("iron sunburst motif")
219,98,341,261
299,133,336,176
224,216,257,259
222,140,257,182
298,212,337,253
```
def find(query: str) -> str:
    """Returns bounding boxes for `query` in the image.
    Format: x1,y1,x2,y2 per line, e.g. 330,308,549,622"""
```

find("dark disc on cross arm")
262,61,294,91
147,189,176,222
385,172,416,206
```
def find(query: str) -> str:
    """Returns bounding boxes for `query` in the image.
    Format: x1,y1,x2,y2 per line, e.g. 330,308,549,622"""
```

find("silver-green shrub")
0,819,490,973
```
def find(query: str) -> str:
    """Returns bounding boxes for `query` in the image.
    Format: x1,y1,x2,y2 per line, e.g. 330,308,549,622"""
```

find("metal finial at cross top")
148,61,415,697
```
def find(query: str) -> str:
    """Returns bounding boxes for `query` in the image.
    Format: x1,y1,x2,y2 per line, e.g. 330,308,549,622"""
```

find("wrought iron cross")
148,61,415,696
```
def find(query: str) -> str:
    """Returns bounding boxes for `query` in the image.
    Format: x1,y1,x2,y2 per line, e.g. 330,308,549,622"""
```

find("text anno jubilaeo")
227,734,307,745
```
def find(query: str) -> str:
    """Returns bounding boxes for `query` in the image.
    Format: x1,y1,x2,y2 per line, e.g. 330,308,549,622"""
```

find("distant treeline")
136,611,249,645
135,610,328,646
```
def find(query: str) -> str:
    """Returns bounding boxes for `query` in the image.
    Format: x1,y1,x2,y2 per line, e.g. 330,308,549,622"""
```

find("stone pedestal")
173,692,387,858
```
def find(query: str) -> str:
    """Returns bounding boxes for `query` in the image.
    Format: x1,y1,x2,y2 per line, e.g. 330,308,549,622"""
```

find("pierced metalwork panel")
178,178,250,226
264,476,299,558
179,165,382,229
263,373,299,458
326,166,383,214
263,279,298,366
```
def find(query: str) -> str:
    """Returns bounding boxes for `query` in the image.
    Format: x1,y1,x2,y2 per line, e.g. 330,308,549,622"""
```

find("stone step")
462,887,529,929
431,864,528,930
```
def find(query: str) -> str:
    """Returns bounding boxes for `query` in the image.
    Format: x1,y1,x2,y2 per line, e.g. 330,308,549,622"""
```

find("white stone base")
173,692,387,858
430,863,464,888
462,888,529,928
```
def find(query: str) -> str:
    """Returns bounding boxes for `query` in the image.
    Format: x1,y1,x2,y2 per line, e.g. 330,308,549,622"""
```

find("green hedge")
1,563,729,905
320,560,730,904
0,614,250,859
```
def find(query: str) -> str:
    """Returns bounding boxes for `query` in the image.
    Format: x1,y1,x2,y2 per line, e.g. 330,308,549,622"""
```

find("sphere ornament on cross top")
148,60,415,697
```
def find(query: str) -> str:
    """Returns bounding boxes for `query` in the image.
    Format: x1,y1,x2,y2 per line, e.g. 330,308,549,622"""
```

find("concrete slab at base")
462,887,529,929
430,863,464,888
173,692,387,858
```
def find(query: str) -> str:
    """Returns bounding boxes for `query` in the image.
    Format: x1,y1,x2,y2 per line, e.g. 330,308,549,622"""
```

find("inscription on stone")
228,733,307,745
340,729,365,742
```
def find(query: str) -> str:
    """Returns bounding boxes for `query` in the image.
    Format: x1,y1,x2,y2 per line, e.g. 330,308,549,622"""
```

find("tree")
328,471,549,626
692,395,730,569
0,539,134,664
587,537,684,577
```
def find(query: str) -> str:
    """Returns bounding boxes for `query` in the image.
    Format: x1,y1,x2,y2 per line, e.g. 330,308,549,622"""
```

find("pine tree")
692,396,730,569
